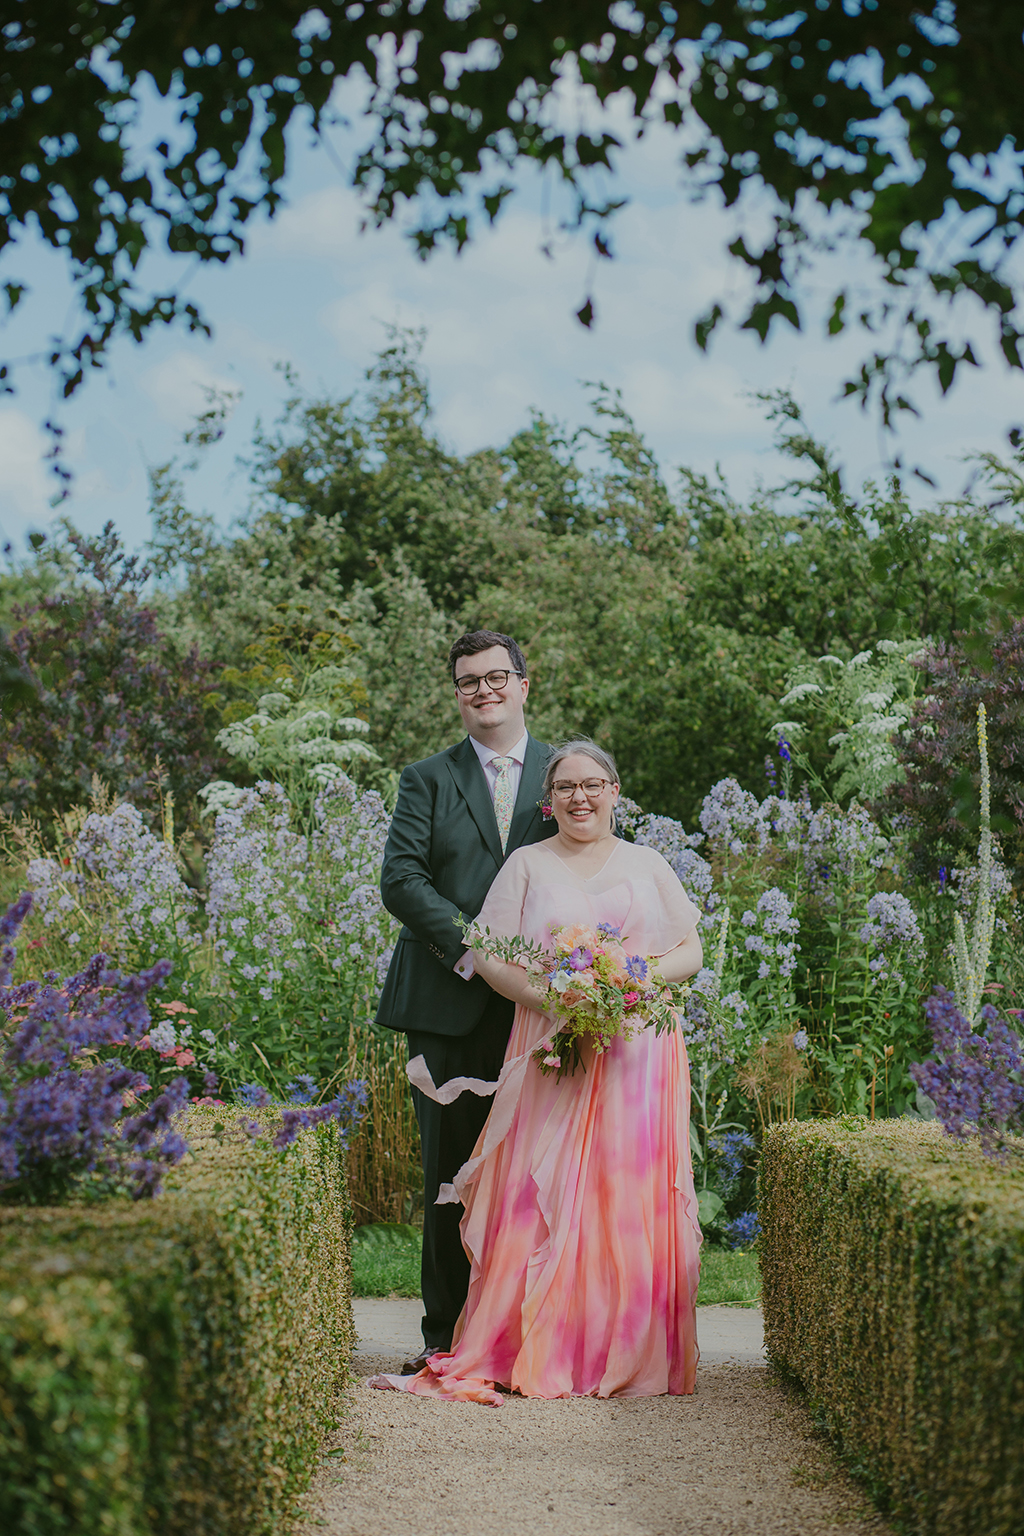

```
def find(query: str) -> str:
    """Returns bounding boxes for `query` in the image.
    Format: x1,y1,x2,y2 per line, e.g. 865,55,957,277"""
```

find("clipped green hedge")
760,1118,1024,1536
0,1106,355,1536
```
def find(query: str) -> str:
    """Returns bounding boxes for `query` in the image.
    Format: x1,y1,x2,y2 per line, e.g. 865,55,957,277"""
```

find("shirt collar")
469,730,529,770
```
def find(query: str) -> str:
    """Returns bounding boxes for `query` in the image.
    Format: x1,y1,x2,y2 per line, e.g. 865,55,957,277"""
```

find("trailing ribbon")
406,1050,533,1206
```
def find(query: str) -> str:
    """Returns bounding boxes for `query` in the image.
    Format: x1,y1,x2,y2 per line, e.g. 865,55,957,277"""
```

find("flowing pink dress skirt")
376,997,702,1404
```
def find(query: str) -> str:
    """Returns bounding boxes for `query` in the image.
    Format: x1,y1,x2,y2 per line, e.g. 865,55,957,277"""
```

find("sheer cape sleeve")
630,845,701,959
468,846,532,947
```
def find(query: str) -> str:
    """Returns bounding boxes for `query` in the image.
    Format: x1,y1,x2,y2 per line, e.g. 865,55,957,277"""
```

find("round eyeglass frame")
549,777,614,799
453,668,523,695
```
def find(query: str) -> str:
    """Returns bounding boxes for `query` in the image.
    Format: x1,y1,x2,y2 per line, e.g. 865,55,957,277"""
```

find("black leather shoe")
401,1346,444,1375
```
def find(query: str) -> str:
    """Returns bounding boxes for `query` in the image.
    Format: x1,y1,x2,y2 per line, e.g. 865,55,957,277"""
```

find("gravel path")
299,1299,890,1536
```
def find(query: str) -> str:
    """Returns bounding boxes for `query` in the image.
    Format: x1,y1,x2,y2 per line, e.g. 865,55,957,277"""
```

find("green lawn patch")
352,1222,422,1297
353,1224,761,1308
696,1245,762,1306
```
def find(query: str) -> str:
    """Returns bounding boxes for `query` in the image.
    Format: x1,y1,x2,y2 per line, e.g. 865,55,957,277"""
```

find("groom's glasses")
454,668,523,695
550,778,613,799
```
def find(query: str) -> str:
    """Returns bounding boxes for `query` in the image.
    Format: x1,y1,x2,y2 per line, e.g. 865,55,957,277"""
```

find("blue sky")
4,99,1024,556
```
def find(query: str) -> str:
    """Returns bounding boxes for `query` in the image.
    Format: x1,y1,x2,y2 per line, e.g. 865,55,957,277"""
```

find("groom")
375,629,555,1371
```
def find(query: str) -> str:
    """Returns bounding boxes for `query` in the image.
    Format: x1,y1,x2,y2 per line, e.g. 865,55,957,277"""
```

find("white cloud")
0,409,59,539
139,350,240,430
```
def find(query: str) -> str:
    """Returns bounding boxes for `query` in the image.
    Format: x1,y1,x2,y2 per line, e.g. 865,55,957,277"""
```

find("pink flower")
543,1054,561,1067
137,1035,152,1049
160,1001,197,1015
170,1047,196,1066
623,991,640,1007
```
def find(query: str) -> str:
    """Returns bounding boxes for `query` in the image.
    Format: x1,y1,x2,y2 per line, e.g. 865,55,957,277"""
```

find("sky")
4,92,1024,557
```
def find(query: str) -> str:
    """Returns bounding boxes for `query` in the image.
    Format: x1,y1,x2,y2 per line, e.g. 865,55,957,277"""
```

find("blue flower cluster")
911,987,1024,1156
0,894,188,1203
708,1130,755,1184
273,1080,368,1150
723,1210,761,1250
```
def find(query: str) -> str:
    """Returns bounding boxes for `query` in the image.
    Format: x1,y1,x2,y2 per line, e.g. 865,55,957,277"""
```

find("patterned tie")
490,755,515,853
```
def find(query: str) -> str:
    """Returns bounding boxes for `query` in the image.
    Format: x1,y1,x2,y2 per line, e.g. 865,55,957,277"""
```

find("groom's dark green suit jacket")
375,733,556,1039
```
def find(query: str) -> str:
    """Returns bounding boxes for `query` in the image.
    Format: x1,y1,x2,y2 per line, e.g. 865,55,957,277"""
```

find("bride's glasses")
550,778,612,799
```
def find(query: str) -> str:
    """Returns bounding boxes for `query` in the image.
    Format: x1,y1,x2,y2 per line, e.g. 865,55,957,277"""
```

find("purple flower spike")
912,986,1024,1157
0,893,187,1202
273,1079,368,1150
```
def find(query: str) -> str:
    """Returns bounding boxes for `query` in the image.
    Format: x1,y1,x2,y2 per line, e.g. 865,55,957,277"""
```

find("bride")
371,740,704,1403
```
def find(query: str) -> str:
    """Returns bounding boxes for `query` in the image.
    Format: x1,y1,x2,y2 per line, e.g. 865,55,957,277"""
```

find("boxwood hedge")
760,1118,1024,1536
0,1105,355,1536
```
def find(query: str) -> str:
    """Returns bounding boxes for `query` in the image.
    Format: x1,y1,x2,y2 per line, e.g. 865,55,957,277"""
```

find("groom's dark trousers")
375,733,554,1351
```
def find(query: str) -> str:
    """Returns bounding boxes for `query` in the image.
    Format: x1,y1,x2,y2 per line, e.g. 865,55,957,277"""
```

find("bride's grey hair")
543,739,620,794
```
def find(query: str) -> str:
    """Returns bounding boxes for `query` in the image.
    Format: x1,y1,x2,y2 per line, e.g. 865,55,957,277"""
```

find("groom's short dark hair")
448,630,527,682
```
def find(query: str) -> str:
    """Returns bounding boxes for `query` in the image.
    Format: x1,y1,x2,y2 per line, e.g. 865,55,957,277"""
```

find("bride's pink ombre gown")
374,839,703,1404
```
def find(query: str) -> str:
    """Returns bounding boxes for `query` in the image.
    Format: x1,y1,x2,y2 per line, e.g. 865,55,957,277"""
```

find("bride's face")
549,753,620,843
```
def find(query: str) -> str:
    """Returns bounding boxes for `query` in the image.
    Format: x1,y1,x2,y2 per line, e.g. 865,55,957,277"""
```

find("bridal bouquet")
464,917,685,1079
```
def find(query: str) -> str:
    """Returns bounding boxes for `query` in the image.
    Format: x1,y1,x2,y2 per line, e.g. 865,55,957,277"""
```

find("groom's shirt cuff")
454,951,476,981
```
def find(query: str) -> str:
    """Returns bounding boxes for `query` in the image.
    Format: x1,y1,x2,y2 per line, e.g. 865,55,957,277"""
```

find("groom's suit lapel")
447,737,503,865
507,735,546,853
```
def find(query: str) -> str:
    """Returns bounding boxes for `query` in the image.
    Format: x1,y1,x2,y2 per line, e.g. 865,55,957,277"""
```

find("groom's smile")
454,644,530,745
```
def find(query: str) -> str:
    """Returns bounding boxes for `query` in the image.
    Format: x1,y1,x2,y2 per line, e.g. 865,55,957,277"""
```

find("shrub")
0,524,219,827
760,1118,1024,1536
0,1104,354,1536
882,619,1024,882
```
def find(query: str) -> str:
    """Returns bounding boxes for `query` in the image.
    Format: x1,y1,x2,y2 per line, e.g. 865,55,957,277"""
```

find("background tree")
140,336,1024,829
879,622,1024,884
4,2,1023,432
0,523,219,826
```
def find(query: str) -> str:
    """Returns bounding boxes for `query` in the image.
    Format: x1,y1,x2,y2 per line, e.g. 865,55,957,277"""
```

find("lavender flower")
148,1019,178,1054
27,804,199,962
285,1075,318,1104
236,1082,272,1108
793,1029,809,1051
699,779,765,855
0,895,186,1203
273,1079,368,1150
911,986,1024,1156
740,889,801,980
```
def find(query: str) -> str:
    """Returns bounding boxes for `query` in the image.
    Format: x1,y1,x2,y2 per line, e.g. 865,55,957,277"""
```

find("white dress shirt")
468,729,529,808
455,730,530,981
